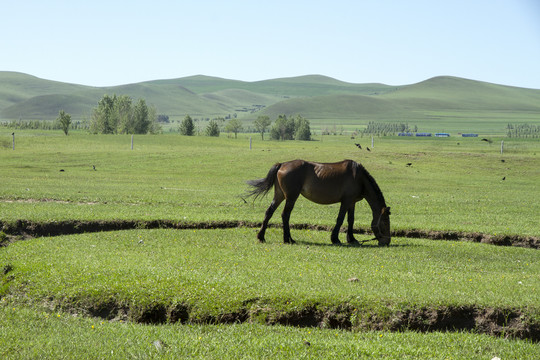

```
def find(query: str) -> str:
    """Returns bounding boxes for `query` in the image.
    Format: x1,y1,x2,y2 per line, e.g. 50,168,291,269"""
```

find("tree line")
506,123,540,138
1,118,87,132
2,93,313,140
362,121,418,136
178,114,312,141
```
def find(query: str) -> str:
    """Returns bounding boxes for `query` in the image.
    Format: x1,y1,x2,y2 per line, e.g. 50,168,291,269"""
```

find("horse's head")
372,207,391,246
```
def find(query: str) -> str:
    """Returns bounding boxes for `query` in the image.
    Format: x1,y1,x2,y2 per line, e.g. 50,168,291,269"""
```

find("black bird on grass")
406,163,412,167
366,147,371,151
355,143,362,149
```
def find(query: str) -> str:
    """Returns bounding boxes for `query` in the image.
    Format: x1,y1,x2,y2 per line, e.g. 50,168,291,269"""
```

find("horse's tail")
246,163,281,200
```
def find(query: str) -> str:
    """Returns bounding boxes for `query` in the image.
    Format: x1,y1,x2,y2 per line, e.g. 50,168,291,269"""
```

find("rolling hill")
1,71,539,134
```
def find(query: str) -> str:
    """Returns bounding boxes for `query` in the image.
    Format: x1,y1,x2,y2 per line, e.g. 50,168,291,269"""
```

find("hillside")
1,72,539,133
382,76,540,111
262,94,405,120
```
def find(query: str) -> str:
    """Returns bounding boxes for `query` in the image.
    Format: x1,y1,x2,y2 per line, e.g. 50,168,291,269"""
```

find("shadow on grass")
292,239,422,249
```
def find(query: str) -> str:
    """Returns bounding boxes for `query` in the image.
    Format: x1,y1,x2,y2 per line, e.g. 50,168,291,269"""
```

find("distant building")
462,133,478,137
416,132,432,137
398,132,413,136
435,133,450,137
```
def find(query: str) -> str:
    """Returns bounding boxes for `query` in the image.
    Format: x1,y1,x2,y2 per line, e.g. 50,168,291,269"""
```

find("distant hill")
383,76,540,111
1,71,539,134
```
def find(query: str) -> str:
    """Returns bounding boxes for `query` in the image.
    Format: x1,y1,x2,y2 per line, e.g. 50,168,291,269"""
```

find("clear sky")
2,0,539,88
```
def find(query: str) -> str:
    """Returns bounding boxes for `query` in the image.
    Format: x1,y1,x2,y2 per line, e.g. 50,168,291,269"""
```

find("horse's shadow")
286,239,421,249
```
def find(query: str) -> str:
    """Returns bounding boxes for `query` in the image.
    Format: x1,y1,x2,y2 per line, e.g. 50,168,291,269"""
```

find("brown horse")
247,159,391,246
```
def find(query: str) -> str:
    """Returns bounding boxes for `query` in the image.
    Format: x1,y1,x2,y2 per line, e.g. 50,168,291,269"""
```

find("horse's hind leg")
257,191,284,243
281,198,298,244
346,204,359,245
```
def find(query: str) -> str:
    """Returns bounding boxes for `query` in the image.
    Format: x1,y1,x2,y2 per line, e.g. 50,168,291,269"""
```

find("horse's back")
277,159,358,204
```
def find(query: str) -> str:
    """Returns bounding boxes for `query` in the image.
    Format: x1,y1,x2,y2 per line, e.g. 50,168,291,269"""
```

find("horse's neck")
362,178,385,216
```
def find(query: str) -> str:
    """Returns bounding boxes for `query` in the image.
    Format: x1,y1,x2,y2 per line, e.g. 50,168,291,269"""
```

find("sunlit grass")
2,229,538,316
1,131,539,236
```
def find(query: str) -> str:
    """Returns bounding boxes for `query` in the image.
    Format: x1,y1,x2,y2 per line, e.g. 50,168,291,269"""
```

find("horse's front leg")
331,202,348,244
346,203,359,245
281,198,297,244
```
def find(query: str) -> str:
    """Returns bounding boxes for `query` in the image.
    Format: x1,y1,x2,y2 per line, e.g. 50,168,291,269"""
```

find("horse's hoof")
348,240,360,246
258,237,266,243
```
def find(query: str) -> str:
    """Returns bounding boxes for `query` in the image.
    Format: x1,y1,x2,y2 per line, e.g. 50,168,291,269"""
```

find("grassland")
1,130,538,236
1,130,539,357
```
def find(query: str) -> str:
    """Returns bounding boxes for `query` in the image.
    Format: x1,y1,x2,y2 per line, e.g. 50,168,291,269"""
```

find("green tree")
225,118,243,138
254,115,271,140
56,110,72,135
179,115,195,136
133,98,150,134
294,115,311,141
90,94,117,134
206,119,220,137
147,105,161,134
115,95,134,134
270,115,295,140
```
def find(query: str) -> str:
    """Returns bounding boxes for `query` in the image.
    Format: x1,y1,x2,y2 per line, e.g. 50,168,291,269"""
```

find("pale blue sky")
2,0,539,88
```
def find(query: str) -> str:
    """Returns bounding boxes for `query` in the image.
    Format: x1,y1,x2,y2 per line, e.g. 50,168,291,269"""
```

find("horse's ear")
386,207,391,215
382,207,391,216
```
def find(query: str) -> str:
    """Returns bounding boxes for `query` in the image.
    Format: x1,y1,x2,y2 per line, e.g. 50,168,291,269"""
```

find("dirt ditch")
1,219,538,249
1,219,539,341
7,295,538,342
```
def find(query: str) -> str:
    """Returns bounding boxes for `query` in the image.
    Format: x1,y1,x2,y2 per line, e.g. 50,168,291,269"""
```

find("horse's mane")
351,160,386,206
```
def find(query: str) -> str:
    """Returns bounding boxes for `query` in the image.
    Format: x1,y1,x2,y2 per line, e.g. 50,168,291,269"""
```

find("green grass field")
1,130,539,357
1,130,538,236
